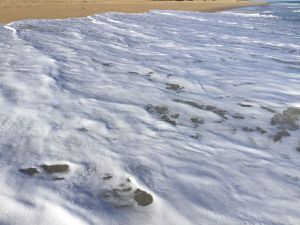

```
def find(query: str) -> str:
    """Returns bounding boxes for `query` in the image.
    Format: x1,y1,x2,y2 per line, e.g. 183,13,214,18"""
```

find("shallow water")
0,2,300,225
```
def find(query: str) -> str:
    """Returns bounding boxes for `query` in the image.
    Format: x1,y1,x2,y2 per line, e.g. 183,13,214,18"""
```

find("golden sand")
0,0,267,24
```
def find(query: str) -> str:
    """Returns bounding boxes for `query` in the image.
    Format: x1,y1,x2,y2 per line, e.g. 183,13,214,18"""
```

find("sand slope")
0,0,267,23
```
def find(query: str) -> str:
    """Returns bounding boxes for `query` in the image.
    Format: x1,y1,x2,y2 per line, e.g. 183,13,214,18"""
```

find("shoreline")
0,0,268,24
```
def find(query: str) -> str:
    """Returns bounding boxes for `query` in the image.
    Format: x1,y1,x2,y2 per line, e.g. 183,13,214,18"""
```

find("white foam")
0,6,299,225
222,11,279,18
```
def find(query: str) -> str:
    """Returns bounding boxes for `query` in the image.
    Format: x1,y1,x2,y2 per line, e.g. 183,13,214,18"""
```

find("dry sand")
0,0,267,24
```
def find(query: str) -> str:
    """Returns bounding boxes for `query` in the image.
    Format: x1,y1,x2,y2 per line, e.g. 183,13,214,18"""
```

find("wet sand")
0,0,267,24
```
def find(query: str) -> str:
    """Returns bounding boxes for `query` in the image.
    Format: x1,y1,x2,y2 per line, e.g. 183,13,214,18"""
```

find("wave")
221,11,279,18
0,3,299,225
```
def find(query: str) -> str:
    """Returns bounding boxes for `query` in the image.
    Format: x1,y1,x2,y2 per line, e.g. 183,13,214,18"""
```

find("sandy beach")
0,0,267,23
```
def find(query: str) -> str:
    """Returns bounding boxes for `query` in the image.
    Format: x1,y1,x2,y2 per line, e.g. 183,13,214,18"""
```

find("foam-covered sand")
0,0,267,23
1,2,300,225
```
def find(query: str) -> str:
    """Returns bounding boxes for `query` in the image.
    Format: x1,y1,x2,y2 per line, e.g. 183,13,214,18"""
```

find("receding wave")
221,11,279,18
0,3,299,225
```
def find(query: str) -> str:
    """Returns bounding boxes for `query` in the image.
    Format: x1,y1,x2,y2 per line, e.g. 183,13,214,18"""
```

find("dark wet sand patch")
232,113,245,119
78,127,88,132
146,105,177,125
41,164,70,174
103,174,113,180
161,115,177,125
233,82,254,87
149,105,169,115
242,127,255,132
19,168,39,176
134,189,153,206
242,126,267,134
284,107,300,117
238,103,252,108
53,177,65,181
112,186,133,193
272,131,291,142
171,113,180,119
166,83,184,92
146,72,153,76
102,62,113,67
20,164,70,181
191,117,204,125
261,105,276,113
256,127,267,134
190,133,201,139
270,57,300,66
128,71,139,75
101,177,153,207
271,107,300,131
173,99,227,119
271,114,298,130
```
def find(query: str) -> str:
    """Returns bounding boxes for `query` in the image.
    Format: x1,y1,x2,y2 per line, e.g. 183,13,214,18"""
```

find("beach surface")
0,0,267,23
0,2,299,225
